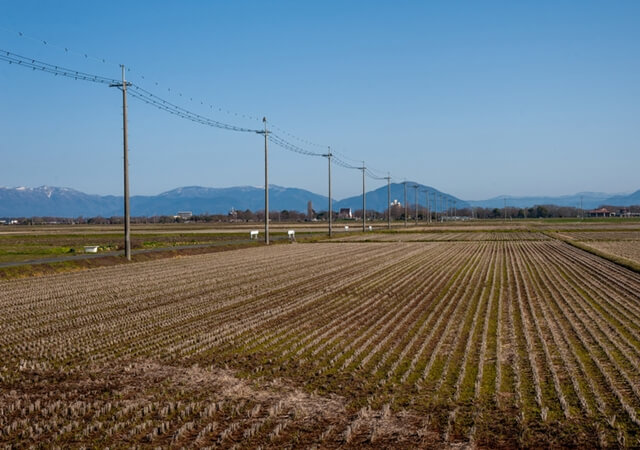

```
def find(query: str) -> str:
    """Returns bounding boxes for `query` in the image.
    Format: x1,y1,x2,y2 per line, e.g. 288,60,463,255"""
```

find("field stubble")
1,238,640,447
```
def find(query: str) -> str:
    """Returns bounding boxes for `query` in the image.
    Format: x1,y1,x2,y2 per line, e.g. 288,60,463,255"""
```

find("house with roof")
587,207,614,217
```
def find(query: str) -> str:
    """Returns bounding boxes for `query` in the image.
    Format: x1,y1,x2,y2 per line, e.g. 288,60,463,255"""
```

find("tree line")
3,204,639,225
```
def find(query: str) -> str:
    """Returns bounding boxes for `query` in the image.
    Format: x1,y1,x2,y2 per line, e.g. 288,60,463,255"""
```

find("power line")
267,133,324,157
265,122,393,178
2,29,414,182
267,125,392,181
2,40,401,181
332,156,361,170
331,149,385,176
2,47,410,188
127,85,259,133
0,49,369,162
0,49,360,161
365,169,389,181
0,26,114,66
0,49,263,134
0,27,264,124
269,123,326,149
265,135,388,177
0,49,118,85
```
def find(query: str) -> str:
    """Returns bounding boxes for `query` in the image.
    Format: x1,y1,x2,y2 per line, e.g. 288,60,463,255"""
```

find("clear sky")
1,1,639,201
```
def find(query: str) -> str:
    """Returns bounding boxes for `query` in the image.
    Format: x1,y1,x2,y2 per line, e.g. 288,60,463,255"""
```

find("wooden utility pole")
121,66,131,260
386,174,391,229
360,162,366,232
504,197,507,221
403,181,408,227
426,189,430,224
413,184,419,225
422,189,429,224
110,65,131,261
324,148,332,237
443,196,447,221
263,117,269,244
434,192,437,223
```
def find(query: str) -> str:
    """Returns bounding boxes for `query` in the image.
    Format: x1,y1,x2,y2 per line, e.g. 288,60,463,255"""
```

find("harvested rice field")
2,230,640,447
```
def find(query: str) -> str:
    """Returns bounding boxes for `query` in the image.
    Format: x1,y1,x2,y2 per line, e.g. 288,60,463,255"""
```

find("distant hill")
335,182,468,212
602,190,640,207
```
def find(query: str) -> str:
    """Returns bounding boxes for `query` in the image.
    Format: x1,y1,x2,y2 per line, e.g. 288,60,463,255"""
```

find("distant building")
615,208,640,218
587,208,614,217
339,208,353,219
307,201,314,220
174,211,193,220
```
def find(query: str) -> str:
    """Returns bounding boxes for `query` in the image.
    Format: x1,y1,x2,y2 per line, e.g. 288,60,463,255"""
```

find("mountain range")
465,191,636,210
0,185,638,218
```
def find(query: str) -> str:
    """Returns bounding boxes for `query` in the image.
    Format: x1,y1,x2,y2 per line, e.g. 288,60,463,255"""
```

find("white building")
174,211,193,220
339,208,352,219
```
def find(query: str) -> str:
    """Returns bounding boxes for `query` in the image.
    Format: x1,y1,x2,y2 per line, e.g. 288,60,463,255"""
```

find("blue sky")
1,1,639,201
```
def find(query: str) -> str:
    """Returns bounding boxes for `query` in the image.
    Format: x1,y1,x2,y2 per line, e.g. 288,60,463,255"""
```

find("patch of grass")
0,231,262,263
0,241,260,279
0,245,79,263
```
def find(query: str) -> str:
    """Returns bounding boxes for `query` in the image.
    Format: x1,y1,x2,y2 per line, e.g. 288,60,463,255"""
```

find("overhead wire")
2,29,403,178
330,148,391,179
0,26,114,66
1,44,405,184
0,49,118,85
127,85,259,133
1,27,263,123
365,169,390,181
267,133,324,157
332,156,361,170
269,123,326,149
0,49,262,134
267,124,393,181
0,48,345,158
